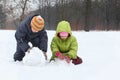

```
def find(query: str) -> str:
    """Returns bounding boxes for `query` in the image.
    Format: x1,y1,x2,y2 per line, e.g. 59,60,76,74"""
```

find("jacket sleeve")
50,37,59,58
67,37,78,59
38,30,48,52
15,26,30,52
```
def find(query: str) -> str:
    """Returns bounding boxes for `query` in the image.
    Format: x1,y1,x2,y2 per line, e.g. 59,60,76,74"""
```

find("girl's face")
59,32,69,40
60,36,68,40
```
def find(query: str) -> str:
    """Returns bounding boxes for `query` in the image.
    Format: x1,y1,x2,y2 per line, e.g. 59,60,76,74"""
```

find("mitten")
27,47,33,53
72,56,83,65
65,56,71,63
55,52,64,60
42,51,47,60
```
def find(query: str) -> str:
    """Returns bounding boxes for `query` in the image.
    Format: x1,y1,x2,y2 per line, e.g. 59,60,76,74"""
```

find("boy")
50,20,82,65
14,14,48,61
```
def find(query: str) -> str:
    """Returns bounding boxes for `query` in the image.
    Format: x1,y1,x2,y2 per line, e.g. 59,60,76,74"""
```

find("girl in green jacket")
50,20,82,65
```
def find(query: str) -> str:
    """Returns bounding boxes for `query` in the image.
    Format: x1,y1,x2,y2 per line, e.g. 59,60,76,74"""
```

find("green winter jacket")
50,20,78,60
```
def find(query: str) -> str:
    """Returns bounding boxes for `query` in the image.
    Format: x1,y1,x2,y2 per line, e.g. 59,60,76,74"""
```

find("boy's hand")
27,47,33,53
55,52,64,60
42,51,48,60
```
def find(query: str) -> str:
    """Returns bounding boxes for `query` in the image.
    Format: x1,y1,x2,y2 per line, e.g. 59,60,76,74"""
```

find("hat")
59,32,69,37
30,15,44,32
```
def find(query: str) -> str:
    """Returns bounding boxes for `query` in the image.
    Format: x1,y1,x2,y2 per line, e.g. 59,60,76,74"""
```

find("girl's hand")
65,56,71,63
55,52,64,60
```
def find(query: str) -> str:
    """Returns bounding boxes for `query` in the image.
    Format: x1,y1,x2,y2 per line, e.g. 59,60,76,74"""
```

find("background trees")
0,0,120,31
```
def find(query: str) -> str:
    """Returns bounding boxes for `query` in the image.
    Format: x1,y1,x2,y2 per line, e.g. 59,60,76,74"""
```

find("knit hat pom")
30,15,44,32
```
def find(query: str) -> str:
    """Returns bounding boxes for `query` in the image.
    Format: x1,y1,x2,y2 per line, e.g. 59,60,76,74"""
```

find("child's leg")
14,44,25,61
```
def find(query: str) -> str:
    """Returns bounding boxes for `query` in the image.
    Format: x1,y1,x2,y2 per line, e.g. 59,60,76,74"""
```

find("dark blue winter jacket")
15,14,48,53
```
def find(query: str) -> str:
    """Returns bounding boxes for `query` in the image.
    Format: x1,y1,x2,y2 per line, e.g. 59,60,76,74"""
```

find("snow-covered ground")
0,30,120,80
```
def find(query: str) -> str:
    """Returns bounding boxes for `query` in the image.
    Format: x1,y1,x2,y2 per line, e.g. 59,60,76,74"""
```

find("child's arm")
50,37,59,60
15,28,30,53
51,37,59,54
66,37,78,59
38,30,48,52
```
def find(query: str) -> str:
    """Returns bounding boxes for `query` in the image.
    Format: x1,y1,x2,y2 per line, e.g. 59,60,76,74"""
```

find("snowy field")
0,30,120,80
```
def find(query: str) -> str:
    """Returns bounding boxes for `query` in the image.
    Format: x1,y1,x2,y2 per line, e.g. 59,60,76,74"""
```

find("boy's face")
31,28,38,33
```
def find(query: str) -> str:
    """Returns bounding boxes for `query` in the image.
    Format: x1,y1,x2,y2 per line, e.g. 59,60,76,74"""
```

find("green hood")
56,21,72,36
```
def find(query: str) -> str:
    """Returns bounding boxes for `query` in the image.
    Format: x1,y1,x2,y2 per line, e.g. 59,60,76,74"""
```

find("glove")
72,56,83,65
27,47,33,53
42,51,47,60
55,52,64,60
64,56,71,63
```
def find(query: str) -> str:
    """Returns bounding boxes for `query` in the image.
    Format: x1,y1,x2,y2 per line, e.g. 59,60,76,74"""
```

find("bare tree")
84,0,92,31
5,0,32,28
114,0,120,30
19,0,29,22
0,5,4,28
1,0,120,30
0,0,6,29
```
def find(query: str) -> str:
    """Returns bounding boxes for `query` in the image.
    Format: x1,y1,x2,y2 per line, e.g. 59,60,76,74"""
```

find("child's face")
60,36,68,40
31,28,38,33
59,32,69,40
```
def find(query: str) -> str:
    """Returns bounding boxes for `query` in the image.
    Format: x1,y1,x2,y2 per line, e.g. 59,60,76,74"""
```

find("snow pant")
14,38,41,61
14,44,25,61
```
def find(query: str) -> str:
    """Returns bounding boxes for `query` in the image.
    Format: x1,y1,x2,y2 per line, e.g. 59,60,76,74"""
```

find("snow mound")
23,48,43,66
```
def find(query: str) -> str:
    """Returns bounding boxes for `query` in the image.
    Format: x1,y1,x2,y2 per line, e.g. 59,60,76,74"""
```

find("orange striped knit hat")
30,15,44,32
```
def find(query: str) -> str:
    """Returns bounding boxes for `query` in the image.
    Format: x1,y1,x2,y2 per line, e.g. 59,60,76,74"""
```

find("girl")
50,20,82,65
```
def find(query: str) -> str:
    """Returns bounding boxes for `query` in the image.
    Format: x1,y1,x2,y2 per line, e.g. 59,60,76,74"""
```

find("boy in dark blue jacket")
14,14,48,61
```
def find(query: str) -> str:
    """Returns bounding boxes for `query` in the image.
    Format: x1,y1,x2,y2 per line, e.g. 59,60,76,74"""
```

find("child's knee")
14,52,25,61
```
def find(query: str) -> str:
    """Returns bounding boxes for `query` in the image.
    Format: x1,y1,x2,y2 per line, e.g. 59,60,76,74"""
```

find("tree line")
0,0,120,31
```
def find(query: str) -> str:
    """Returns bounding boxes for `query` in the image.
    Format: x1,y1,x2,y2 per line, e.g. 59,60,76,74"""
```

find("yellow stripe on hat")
31,21,41,31
34,16,44,27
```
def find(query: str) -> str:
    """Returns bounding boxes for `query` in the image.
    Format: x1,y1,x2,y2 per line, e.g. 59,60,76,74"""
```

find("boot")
72,56,83,65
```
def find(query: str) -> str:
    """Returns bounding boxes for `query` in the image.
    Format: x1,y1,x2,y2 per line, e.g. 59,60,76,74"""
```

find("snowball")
23,48,42,66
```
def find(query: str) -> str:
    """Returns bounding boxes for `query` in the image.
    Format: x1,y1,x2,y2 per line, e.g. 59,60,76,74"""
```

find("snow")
0,30,120,80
